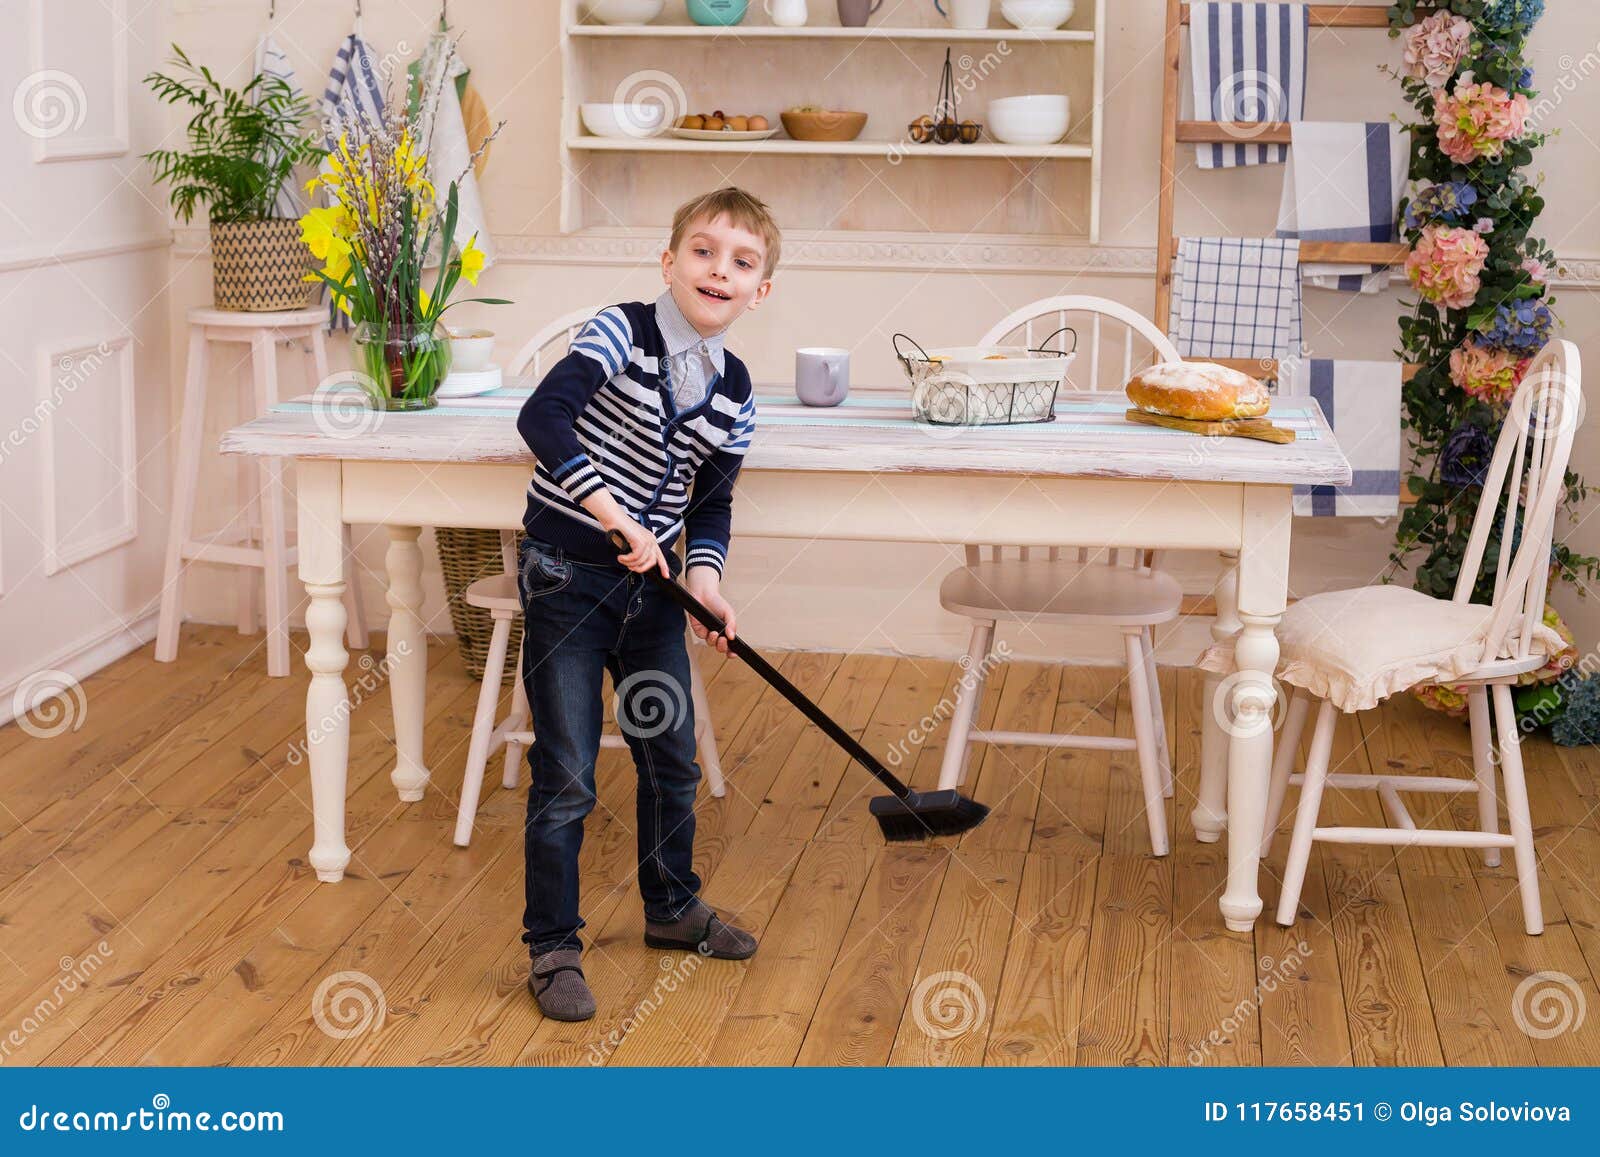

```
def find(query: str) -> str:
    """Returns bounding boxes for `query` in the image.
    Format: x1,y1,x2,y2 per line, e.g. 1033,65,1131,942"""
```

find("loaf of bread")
1125,361,1270,421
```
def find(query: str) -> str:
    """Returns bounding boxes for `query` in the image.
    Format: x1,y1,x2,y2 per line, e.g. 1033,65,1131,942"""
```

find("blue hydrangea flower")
1439,421,1497,489
1517,67,1534,89
1404,181,1479,231
1480,300,1555,355
1482,0,1545,34
1552,675,1600,747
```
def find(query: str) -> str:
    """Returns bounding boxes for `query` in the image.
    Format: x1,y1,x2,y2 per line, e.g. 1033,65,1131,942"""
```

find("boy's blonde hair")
669,187,781,278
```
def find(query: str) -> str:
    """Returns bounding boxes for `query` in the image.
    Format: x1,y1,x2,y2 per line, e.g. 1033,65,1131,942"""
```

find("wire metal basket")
893,328,1076,427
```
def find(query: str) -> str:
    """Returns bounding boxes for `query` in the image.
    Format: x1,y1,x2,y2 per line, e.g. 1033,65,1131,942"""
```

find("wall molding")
170,226,1600,286
0,233,169,274
39,334,138,576
26,0,129,163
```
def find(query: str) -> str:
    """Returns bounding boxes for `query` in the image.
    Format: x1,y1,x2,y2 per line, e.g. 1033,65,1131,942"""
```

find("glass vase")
353,320,452,411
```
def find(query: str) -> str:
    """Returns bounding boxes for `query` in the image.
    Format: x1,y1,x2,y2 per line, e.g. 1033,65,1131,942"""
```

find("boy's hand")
685,569,737,654
606,514,670,577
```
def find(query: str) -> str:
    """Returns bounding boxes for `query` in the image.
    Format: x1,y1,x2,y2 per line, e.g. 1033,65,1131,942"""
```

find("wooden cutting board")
1124,408,1296,444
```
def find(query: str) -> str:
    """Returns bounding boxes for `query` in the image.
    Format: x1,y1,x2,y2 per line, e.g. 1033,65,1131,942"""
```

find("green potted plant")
143,45,324,311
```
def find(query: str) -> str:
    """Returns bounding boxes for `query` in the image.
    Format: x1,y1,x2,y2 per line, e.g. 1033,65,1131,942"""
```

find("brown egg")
748,114,768,131
704,115,725,131
728,115,749,131
681,114,704,130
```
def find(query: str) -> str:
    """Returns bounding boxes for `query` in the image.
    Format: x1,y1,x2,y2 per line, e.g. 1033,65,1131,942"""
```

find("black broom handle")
607,531,913,800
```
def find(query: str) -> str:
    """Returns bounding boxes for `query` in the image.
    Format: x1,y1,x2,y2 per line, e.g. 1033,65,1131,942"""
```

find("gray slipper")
528,948,596,1021
644,900,758,960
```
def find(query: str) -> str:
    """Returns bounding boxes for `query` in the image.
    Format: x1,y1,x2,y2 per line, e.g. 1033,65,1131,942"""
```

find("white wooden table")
222,382,1350,932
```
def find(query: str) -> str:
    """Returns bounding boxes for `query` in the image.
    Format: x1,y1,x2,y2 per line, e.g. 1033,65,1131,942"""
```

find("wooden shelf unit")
557,0,1108,239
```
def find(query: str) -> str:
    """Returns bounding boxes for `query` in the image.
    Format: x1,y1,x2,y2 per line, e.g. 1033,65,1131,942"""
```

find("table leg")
1219,488,1292,933
385,524,431,802
298,459,351,883
1193,549,1240,843
253,334,291,677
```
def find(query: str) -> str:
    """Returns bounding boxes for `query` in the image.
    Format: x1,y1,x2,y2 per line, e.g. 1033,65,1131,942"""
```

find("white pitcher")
765,0,808,26
935,0,990,29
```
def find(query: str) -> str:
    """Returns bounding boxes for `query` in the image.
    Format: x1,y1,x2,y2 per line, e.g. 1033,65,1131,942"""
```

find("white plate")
436,365,504,399
668,127,781,141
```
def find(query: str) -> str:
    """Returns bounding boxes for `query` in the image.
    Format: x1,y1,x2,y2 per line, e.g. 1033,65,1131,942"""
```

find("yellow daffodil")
299,204,354,260
457,234,485,285
418,285,432,315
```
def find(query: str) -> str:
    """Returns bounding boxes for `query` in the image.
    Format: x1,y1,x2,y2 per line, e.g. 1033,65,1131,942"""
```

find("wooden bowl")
780,109,868,142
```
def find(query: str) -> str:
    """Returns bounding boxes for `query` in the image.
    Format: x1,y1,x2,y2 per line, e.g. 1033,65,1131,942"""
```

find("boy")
513,187,778,1021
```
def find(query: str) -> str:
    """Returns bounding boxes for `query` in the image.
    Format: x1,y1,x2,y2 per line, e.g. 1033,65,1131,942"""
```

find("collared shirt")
653,289,726,411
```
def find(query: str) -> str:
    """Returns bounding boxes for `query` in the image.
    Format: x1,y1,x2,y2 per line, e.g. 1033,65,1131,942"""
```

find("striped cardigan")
516,300,756,576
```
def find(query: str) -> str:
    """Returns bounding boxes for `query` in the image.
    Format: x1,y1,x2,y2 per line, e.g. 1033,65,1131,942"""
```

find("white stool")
452,533,726,848
156,307,368,676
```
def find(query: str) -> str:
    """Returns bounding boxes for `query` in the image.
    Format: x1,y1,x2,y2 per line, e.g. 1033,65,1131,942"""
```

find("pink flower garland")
1449,340,1529,405
1433,73,1530,164
1403,10,1474,89
1405,224,1488,309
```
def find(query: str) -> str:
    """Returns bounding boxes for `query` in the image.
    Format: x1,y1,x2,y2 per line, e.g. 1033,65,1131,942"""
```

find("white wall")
0,0,174,721
154,1,1600,667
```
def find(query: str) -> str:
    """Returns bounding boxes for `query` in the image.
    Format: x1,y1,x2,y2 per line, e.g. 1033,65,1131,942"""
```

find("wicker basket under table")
436,526,521,684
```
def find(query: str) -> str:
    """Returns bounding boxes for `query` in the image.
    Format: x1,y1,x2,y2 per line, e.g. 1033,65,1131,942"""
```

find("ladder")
1155,1,1414,380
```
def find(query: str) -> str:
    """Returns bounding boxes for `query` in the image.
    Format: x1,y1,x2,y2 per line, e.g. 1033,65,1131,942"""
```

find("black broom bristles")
870,789,991,842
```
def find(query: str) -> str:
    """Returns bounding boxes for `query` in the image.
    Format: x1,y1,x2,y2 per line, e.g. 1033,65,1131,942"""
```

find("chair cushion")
939,558,1182,626
1197,585,1566,712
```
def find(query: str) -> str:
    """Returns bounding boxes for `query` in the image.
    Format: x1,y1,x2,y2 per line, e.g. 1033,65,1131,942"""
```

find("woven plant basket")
436,526,521,684
210,219,314,311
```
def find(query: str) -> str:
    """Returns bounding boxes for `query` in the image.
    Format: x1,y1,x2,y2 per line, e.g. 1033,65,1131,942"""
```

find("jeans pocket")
519,537,573,601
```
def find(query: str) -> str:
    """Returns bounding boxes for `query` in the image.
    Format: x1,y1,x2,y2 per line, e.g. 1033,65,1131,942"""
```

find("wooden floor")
3,623,1599,1066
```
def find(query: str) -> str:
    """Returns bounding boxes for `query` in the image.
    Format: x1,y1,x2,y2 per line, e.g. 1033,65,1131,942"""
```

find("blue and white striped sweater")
516,300,755,576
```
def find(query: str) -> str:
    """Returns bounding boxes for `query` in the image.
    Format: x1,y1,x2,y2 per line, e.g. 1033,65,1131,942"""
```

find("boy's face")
661,213,772,336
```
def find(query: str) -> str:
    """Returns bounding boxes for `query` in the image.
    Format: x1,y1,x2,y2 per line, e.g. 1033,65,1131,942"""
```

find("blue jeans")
516,534,704,957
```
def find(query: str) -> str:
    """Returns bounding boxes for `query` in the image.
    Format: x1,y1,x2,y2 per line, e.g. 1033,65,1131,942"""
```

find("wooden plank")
1177,121,1291,145
887,847,1025,1065
1075,854,1172,1065
1029,665,1112,857
793,845,950,1065
1170,237,1407,267
959,661,1062,852
984,849,1099,1065
705,840,877,1065
1477,873,1600,1066
1154,0,1183,334
1181,3,1395,27
1169,667,1266,1066
600,835,807,1065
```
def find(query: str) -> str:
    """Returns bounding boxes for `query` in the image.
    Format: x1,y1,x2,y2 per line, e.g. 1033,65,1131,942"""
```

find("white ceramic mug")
447,327,496,372
764,0,808,26
796,347,849,406
936,0,991,29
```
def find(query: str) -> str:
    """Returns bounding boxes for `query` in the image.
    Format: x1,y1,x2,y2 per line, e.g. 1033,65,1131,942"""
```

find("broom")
608,531,990,842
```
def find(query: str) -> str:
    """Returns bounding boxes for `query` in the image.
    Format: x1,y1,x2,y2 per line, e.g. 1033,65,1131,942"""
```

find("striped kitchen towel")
1169,237,1302,361
317,32,387,330
252,32,305,220
1282,358,1401,517
1276,122,1408,293
1188,2,1309,168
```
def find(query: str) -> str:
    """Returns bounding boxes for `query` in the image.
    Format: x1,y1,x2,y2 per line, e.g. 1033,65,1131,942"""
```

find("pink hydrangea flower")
1434,74,1530,164
1406,224,1488,309
1518,605,1577,686
1413,682,1470,718
1449,339,1528,404
1403,11,1475,90
1473,217,1495,233
1522,256,1551,282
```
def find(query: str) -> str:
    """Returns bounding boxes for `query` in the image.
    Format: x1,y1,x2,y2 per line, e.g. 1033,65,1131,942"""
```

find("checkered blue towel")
1276,122,1408,294
1169,237,1302,361
1189,3,1309,169
1282,358,1401,517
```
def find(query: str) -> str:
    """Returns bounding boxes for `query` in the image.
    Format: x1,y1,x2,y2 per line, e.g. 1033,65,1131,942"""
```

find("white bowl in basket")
899,342,1076,426
986,93,1071,145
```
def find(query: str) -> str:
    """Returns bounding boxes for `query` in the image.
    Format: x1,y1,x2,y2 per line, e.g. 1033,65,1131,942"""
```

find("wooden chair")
1266,340,1582,934
935,296,1186,856
452,307,725,847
